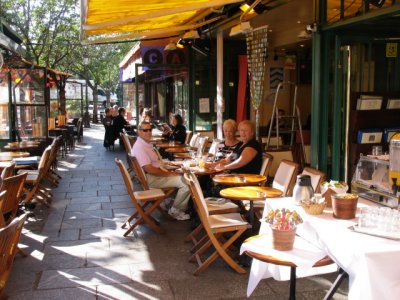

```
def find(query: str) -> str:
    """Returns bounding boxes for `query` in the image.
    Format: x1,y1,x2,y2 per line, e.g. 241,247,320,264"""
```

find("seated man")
131,121,190,221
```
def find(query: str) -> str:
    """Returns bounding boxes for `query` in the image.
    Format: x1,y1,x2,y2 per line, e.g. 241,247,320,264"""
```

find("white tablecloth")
241,197,400,299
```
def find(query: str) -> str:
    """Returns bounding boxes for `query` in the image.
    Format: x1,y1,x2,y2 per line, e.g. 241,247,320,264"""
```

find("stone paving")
5,124,349,299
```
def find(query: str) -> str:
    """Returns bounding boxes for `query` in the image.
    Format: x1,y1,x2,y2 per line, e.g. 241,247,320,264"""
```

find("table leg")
289,266,296,300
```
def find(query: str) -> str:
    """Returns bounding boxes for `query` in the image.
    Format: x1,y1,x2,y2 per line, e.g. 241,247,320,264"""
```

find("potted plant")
265,208,303,251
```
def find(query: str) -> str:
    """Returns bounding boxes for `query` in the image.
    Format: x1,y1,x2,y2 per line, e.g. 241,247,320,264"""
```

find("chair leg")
323,268,348,300
17,247,27,257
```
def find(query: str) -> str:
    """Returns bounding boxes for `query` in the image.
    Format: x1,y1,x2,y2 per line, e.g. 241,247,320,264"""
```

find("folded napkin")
13,156,39,165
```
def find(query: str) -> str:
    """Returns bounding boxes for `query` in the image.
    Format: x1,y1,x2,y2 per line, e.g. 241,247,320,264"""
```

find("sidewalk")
6,124,348,299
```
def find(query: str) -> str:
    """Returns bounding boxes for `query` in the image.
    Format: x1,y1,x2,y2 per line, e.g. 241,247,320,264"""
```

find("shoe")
168,207,190,221
160,200,168,211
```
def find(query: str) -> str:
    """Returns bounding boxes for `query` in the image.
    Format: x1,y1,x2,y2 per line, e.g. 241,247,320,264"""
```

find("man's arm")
142,164,179,177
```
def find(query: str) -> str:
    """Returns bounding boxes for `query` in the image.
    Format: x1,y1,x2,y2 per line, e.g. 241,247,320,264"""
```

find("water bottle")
293,174,314,205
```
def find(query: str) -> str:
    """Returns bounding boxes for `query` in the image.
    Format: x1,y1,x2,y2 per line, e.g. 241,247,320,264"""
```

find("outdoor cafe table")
240,197,400,300
0,151,30,162
156,141,182,149
3,141,40,151
219,186,282,225
213,173,266,186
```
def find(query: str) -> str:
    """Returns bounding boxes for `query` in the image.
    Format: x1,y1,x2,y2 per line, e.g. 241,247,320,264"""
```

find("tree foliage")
1,0,134,121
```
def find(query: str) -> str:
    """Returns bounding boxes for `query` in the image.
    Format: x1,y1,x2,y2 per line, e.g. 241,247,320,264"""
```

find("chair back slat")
208,139,222,157
185,131,193,145
0,173,28,223
0,162,15,181
115,158,134,193
189,133,200,148
302,167,325,193
128,154,149,190
260,153,273,178
272,159,299,196
184,172,209,219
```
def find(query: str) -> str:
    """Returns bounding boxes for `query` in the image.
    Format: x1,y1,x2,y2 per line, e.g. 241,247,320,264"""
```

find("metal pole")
84,65,90,128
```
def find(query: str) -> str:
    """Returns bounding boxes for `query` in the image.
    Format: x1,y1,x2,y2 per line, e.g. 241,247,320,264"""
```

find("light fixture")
229,21,252,37
164,40,177,51
239,0,268,15
182,30,200,39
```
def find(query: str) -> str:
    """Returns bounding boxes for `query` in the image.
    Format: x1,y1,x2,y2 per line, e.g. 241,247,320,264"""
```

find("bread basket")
301,201,326,215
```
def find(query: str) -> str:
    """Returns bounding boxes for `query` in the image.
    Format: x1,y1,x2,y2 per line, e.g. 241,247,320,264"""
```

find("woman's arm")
222,147,257,171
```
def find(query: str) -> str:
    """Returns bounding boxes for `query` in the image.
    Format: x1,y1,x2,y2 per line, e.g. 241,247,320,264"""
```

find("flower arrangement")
265,208,303,230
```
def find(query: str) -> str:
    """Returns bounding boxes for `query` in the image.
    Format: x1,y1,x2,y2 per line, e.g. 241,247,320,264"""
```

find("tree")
1,0,133,122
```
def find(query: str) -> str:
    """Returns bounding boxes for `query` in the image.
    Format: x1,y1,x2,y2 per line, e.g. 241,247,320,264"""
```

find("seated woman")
214,119,242,161
213,120,262,174
162,113,187,144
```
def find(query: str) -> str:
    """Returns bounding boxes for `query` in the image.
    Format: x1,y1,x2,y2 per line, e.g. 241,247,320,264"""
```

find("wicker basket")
301,201,326,215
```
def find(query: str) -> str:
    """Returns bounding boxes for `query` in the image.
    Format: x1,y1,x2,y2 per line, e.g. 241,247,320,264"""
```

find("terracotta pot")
332,193,358,219
271,226,297,251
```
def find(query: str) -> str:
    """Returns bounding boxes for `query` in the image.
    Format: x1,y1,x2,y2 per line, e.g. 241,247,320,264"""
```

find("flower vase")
271,226,297,251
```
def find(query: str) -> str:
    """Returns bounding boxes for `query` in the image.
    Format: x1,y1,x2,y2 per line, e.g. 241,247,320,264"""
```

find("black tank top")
230,139,262,174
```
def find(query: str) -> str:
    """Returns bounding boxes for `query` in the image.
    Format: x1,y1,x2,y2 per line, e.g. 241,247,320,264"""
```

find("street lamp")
83,55,91,128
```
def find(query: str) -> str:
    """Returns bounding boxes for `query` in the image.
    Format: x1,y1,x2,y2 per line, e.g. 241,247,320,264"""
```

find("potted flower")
265,208,303,251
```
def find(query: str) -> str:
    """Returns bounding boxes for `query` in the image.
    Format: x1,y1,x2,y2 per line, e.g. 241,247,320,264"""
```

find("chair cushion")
134,189,165,201
209,213,249,229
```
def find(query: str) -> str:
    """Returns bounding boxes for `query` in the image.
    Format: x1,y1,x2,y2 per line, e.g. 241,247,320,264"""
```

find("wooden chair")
272,159,299,196
184,171,251,275
301,167,325,193
127,154,176,217
0,173,28,224
0,213,28,299
22,147,52,207
188,133,200,148
115,158,175,236
185,130,193,145
0,162,16,181
260,153,273,186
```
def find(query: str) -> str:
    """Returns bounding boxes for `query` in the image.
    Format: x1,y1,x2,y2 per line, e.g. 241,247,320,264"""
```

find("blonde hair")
238,120,255,136
223,119,237,131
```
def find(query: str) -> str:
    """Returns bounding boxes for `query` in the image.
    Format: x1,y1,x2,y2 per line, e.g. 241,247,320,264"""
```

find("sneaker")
160,198,173,211
168,207,190,221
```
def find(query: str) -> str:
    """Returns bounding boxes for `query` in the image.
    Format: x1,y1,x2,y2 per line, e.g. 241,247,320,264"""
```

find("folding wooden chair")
127,154,176,219
0,173,28,224
301,167,325,193
0,162,15,181
260,152,273,186
184,172,251,275
272,159,299,196
0,213,28,298
22,147,52,207
184,130,193,145
115,158,174,236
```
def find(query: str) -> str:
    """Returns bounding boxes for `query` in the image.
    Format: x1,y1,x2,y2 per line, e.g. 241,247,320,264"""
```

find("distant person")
162,114,186,144
103,107,114,150
112,107,128,142
141,108,153,123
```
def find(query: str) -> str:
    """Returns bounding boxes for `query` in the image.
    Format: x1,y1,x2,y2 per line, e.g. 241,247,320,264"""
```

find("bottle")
293,174,314,205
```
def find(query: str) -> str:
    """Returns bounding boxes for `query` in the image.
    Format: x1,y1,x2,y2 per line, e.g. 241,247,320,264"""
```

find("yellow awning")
81,0,242,44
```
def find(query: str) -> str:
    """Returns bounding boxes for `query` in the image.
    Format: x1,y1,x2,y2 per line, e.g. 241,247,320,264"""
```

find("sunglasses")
140,128,152,132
